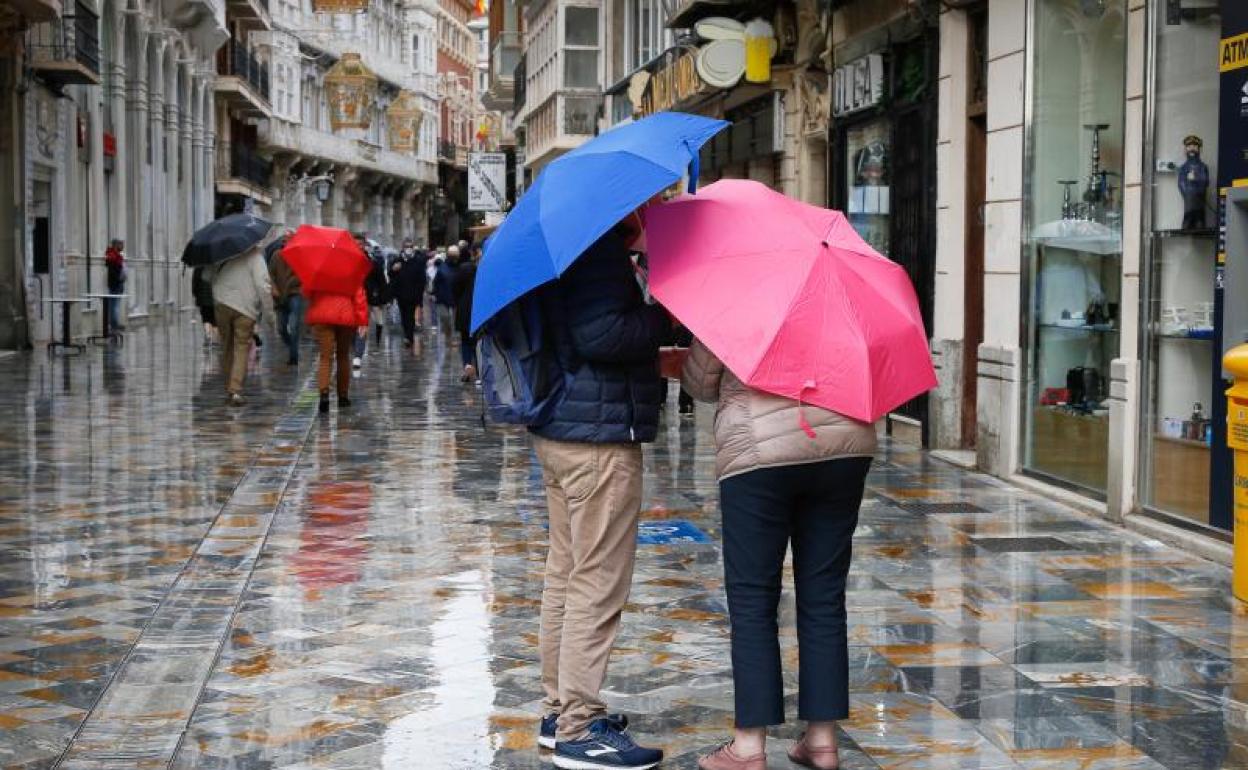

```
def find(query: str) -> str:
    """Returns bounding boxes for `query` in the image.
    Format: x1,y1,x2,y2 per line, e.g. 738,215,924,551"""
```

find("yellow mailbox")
1227,343,1248,602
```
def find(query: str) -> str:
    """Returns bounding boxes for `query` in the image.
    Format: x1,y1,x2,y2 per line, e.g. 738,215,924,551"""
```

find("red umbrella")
281,224,371,294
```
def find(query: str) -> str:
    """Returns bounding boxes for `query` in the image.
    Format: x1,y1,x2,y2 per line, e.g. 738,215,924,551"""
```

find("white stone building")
1,0,225,347
249,0,440,244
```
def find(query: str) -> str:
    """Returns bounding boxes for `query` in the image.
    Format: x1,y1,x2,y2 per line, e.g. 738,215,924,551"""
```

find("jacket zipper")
625,369,636,441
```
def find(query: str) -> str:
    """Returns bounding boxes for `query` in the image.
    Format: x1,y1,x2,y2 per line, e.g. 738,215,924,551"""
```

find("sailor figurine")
1178,134,1210,231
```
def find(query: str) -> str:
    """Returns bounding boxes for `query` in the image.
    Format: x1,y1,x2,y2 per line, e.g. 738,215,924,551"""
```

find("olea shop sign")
832,53,884,118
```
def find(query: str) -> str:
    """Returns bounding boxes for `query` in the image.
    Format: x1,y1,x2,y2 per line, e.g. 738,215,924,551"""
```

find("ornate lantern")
324,53,378,131
386,90,423,152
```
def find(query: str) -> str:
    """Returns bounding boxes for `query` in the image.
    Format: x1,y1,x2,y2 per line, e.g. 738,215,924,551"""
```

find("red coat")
305,287,368,328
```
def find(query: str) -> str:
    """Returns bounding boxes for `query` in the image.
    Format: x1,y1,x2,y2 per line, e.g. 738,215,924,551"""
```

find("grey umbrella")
181,213,273,267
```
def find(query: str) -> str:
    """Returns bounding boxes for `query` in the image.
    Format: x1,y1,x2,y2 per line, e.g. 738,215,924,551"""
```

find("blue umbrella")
470,112,728,332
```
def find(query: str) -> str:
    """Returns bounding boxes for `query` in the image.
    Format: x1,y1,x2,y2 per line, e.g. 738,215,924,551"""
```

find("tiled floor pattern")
0,325,307,769
1,326,1247,769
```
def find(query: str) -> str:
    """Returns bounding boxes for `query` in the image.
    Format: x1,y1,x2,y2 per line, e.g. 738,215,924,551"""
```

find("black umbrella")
181,213,273,267
263,235,288,265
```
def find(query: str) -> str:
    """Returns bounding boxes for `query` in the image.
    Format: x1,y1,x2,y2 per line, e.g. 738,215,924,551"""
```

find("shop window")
1140,3,1222,526
563,6,599,90
1021,0,1126,495
844,118,890,257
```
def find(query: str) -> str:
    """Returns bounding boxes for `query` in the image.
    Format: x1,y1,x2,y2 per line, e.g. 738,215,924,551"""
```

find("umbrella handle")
797,379,817,439
686,140,700,194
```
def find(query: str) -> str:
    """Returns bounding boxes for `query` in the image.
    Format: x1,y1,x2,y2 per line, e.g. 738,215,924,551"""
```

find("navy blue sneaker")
540,712,629,750
553,717,661,769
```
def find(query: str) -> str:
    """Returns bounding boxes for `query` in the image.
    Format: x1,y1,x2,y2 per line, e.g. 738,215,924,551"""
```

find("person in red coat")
306,285,368,413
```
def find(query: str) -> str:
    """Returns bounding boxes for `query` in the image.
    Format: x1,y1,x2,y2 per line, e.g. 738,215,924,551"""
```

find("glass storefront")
1021,0,1126,494
844,118,891,257
1140,2,1222,527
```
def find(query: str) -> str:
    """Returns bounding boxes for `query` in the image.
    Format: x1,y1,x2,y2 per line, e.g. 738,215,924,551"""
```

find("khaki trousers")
215,304,256,395
533,435,643,741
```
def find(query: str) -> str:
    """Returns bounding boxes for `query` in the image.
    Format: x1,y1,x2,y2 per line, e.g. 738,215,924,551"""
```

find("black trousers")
397,297,421,342
720,456,871,728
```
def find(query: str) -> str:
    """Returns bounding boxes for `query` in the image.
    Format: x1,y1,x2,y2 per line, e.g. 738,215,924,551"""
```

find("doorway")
962,5,988,448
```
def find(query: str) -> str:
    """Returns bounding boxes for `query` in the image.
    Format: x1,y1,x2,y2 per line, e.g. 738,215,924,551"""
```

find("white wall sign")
468,152,507,212
832,53,884,118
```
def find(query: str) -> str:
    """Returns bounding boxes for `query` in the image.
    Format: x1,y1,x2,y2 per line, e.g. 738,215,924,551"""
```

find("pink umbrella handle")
797,379,817,440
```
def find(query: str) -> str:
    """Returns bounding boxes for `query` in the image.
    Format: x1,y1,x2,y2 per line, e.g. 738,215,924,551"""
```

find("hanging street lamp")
324,53,378,131
386,90,423,152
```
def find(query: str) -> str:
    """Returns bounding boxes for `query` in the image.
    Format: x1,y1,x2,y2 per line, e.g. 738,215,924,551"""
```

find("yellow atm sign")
1221,32,1248,72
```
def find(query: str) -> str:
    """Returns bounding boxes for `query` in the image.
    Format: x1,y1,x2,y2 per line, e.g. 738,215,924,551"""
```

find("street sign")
636,520,711,545
468,152,507,212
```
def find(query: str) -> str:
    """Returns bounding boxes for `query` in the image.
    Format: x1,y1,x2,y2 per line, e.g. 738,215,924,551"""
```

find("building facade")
922,0,1242,556
249,0,440,245
1,0,225,348
434,0,476,242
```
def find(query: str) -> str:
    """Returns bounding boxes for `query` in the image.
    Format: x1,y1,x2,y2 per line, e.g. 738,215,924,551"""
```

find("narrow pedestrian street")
1,327,1246,770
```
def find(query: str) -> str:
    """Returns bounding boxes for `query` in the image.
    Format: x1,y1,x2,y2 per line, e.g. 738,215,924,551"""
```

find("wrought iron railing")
438,139,457,163
218,42,270,103
27,0,100,79
217,142,272,188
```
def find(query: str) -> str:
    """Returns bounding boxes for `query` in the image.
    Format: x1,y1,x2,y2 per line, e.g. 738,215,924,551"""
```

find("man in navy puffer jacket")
531,224,670,770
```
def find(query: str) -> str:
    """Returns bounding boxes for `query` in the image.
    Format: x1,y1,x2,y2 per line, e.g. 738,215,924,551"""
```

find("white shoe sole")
552,756,658,770
538,735,556,750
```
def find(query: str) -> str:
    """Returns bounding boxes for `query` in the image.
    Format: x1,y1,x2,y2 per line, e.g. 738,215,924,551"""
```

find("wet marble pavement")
1,326,1247,769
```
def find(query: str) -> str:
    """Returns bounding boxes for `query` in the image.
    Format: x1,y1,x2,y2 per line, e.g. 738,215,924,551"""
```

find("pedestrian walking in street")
350,237,389,360
307,282,368,414
390,239,426,347
432,246,458,345
451,243,479,382
104,239,127,331
680,339,876,770
269,233,304,366
206,244,272,406
425,251,442,330
527,226,669,770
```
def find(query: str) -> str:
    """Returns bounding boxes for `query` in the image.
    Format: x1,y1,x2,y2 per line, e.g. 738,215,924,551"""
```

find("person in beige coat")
206,245,272,406
681,338,876,770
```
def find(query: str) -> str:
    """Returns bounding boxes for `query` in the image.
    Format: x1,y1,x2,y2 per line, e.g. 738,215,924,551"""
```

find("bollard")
1227,344,1248,602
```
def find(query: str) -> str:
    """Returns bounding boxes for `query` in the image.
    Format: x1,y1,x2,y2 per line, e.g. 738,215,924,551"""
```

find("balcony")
226,0,270,30
482,31,520,112
160,0,228,54
523,92,600,170
262,120,437,185
3,0,60,26
438,139,467,169
512,53,526,118
216,142,273,204
28,1,100,88
215,42,271,117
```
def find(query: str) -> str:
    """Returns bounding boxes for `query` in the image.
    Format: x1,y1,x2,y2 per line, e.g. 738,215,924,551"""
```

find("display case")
1021,0,1126,495
1139,1,1221,527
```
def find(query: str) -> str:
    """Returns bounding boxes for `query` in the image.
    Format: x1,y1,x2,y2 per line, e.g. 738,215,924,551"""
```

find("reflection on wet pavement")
1,326,1247,769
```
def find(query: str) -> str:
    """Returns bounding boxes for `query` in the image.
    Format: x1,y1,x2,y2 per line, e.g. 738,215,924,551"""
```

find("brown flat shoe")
698,741,767,770
787,733,839,770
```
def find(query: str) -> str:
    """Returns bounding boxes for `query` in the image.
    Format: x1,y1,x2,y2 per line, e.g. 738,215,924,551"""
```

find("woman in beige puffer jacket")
682,338,876,770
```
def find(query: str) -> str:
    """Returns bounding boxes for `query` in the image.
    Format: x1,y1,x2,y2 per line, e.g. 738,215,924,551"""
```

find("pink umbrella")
645,179,936,424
